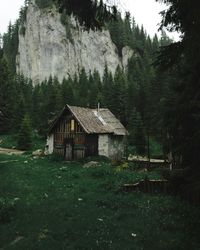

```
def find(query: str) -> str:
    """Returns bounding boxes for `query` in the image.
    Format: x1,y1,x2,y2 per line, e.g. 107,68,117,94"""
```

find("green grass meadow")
0,153,200,250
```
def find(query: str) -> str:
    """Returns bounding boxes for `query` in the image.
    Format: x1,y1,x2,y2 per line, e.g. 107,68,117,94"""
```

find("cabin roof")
49,105,127,136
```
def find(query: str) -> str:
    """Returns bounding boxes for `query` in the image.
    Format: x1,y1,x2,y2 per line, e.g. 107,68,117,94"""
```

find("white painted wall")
108,135,125,160
45,134,54,154
98,134,126,159
98,134,109,157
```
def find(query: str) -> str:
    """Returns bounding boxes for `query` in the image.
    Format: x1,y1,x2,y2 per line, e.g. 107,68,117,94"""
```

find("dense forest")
0,1,173,157
0,0,200,186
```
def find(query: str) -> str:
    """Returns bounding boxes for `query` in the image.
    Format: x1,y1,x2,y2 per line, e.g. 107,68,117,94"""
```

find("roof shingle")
49,105,127,136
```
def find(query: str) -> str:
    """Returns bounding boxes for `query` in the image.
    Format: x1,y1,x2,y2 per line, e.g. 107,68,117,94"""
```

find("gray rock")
17,1,134,85
83,161,99,168
32,149,43,157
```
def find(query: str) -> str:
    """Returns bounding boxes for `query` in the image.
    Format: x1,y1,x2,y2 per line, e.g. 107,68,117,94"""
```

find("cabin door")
64,138,74,160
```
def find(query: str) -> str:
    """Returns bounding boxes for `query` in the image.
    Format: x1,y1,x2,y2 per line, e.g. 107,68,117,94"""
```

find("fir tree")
102,64,115,112
0,58,13,132
17,114,32,150
88,71,100,108
61,77,74,106
128,108,146,155
156,0,200,171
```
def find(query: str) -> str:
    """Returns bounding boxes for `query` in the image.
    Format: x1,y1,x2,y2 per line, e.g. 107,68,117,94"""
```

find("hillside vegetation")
0,154,200,249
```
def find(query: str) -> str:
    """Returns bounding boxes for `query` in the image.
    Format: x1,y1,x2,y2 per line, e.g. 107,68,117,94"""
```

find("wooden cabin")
46,105,127,160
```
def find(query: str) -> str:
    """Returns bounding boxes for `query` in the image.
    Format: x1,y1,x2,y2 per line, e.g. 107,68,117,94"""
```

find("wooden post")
147,131,150,169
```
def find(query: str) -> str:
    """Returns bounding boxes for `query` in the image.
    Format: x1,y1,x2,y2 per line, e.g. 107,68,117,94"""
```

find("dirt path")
0,147,25,155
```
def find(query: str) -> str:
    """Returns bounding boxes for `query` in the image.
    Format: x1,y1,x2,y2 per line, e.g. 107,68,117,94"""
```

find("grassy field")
0,153,200,250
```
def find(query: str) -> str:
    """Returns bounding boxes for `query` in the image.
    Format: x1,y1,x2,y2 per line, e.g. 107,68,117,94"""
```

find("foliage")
0,134,17,148
149,137,163,158
155,0,200,173
60,10,73,43
19,26,26,36
2,21,19,74
128,108,146,155
0,133,45,151
0,59,12,133
17,114,32,150
35,0,54,9
34,0,117,30
57,0,117,30
19,1,29,25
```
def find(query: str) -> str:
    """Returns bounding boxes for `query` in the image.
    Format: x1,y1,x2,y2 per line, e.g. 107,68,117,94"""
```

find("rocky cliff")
16,1,133,85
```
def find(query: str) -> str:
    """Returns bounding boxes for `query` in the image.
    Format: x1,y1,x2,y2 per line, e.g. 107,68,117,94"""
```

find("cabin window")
71,119,75,131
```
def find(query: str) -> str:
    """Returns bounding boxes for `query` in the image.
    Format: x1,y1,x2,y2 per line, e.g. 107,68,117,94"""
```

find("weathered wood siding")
53,113,98,159
53,114,85,159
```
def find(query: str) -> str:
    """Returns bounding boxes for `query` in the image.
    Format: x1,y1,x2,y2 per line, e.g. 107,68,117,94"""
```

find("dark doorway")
64,138,74,160
85,135,98,157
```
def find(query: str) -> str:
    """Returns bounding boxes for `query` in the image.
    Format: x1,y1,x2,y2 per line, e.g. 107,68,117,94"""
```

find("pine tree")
113,66,128,124
61,77,74,106
3,21,19,74
77,68,89,106
32,84,42,129
0,58,13,132
53,76,63,113
17,114,32,150
88,71,100,108
102,64,114,110
156,0,200,171
128,108,146,155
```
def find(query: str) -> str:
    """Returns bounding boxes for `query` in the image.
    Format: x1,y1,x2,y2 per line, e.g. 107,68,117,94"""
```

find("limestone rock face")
16,2,133,85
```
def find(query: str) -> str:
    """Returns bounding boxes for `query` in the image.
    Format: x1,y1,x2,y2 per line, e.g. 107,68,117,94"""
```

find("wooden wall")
53,114,98,159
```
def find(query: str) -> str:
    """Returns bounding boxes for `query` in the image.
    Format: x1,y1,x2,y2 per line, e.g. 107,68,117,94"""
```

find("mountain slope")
16,1,133,85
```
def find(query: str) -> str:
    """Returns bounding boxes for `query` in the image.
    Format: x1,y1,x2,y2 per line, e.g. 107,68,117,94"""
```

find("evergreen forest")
0,0,200,192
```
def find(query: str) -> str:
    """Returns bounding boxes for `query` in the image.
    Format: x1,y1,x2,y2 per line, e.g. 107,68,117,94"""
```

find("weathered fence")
122,179,200,206
122,179,169,193
128,155,169,169
180,188,200,206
